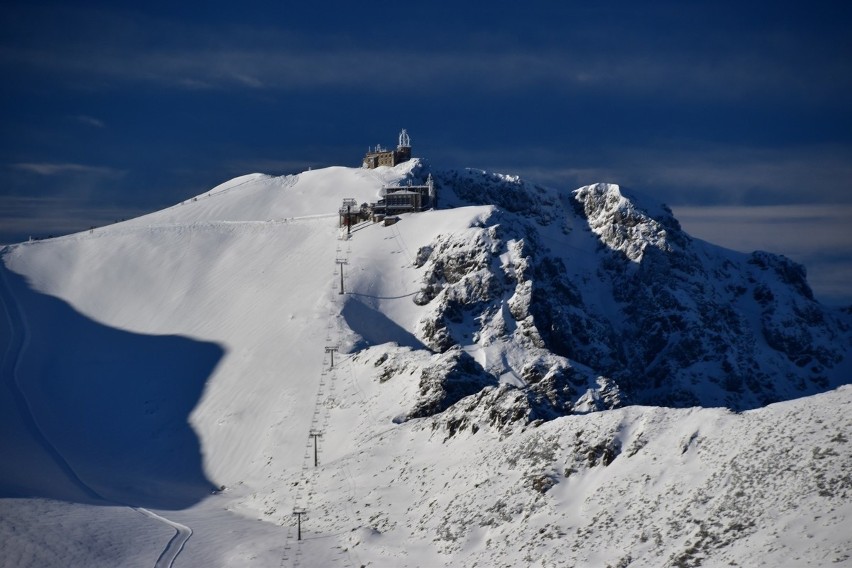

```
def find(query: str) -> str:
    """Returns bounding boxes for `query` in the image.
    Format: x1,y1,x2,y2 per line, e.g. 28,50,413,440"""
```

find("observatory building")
363,129,412,169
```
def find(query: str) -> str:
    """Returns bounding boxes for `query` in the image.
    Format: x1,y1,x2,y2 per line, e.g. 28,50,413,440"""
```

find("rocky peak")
572,183,687,262
376,168,850,435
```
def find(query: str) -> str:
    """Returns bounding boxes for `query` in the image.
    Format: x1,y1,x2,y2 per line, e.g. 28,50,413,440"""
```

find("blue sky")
2,1,851,304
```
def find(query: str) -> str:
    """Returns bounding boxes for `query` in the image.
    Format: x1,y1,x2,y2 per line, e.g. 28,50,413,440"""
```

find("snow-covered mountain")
415,164,850,415
1,159,849,567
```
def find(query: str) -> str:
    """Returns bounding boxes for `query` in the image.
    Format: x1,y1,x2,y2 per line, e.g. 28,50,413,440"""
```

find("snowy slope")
1,159,850,567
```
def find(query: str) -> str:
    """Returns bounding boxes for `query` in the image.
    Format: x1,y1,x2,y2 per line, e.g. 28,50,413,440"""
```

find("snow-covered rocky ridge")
412,165,850,418
1,159,850,567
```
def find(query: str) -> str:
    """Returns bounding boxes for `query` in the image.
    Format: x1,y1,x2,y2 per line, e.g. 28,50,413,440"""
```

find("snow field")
1,160,849,566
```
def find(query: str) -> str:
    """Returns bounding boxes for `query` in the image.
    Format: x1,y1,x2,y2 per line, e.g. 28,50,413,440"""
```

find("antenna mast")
398,128,410,149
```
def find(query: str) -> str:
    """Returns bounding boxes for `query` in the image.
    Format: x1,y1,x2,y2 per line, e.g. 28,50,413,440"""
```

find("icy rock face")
401,169,851,426
409,218,622,431
574,183,850,408
573,182,687,262
413,224,503,351
406,347,498,420
429,363,621,439
514,242,621,369
748,252,844,377
438,168,559,226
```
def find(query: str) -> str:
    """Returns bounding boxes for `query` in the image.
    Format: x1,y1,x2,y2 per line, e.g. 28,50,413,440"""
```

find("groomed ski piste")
1,160,850,567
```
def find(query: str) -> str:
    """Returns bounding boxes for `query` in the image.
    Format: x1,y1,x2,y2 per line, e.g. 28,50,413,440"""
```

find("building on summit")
338,174,436,228
338,129,435,227
363,129,412,169
373,174,436,217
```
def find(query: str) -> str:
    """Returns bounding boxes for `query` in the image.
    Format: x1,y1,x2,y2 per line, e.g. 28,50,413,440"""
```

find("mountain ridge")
1,158,849,567
396,162,851,419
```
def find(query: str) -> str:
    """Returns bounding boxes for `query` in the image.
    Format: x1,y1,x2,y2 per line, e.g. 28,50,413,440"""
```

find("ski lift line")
68,216,325,244
279,216,358,562
391,223,415,263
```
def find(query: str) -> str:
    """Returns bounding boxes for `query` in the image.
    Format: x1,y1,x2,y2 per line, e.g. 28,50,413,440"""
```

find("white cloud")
673,204,852,306
0,195,148,244
21,47,838,100
70,115,105,128
455,143,852,206
11,163,124,177
673,204,852,253
1,9,848,104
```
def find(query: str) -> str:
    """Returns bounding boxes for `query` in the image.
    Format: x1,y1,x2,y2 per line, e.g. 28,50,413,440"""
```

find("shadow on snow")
0,266,222,510
342,296,426,351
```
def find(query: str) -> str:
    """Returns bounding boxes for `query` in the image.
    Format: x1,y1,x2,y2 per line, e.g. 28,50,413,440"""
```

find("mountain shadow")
0,265,222,509
342,296,426,351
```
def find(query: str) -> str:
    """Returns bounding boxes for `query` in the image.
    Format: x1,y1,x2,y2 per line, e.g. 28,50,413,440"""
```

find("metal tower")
398,129,411,149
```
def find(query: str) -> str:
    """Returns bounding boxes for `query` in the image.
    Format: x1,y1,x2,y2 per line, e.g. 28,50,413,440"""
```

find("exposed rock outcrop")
397,169,850,431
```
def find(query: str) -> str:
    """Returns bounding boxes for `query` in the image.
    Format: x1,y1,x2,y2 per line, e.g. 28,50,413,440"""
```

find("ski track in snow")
0,250,192,568
135,507,193,568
